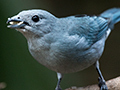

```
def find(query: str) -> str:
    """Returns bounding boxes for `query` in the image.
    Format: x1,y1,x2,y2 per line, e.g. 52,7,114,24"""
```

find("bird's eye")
32,15,39,22
18,17,20,19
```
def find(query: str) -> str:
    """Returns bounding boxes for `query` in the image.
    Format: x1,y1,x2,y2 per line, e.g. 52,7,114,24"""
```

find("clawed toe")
98,77,108,90
55,86,62,90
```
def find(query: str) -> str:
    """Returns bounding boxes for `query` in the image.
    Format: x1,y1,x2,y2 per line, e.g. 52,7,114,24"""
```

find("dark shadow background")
0,0,120,90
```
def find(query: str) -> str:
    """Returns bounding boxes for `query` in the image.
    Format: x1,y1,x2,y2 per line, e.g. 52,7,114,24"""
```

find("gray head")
7,9,57,39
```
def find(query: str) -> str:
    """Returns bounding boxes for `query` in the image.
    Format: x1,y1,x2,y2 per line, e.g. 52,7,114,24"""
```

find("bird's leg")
55,73,63,90
95,61,108,90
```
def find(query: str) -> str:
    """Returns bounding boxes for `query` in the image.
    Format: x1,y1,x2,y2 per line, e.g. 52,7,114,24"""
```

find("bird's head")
7,9,57,39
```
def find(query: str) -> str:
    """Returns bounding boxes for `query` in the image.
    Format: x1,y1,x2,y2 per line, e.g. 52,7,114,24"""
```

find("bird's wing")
68,16,109,45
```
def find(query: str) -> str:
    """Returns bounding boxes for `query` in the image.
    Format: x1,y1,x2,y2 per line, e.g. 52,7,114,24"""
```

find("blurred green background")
0,0,120,90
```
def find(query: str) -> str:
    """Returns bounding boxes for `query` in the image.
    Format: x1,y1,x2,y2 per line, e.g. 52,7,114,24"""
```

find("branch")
65,76,120,90
0,82,6,90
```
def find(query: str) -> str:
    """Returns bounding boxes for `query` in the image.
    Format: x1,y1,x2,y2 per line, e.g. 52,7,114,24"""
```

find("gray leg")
95,61,108,90
55,73,63,90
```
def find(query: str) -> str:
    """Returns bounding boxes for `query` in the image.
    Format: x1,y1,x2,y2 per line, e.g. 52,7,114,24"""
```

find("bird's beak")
7,18,29,29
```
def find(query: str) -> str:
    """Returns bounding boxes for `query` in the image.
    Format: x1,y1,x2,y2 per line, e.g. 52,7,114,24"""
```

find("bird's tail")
100,8,120,29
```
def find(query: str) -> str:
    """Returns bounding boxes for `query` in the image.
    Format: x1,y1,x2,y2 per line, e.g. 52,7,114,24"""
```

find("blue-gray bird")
7,8,120,90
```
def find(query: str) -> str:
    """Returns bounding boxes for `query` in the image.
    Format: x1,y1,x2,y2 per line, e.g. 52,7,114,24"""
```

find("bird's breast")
27,35,105,73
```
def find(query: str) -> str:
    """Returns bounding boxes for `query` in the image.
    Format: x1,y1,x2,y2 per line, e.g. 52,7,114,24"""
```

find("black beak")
7,18,29,29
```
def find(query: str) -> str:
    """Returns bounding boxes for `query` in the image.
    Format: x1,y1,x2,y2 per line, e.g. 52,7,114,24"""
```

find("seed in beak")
9,21,24,25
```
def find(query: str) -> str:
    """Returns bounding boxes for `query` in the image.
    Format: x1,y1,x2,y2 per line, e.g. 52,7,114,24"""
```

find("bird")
7,8,120,90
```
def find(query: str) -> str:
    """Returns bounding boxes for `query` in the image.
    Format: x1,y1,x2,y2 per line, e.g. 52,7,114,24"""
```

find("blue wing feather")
67,16,109,45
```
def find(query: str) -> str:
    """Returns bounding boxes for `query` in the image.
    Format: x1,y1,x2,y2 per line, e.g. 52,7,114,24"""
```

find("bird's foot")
55,86,62,90
98,77,108,90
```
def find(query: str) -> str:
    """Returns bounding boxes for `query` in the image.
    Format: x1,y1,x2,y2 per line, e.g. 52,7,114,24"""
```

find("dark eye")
32,15,39,22
18,17,20,19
